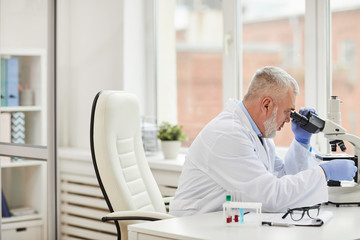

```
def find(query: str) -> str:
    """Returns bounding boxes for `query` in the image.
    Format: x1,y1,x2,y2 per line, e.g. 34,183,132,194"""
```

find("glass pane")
0,0,52,236
242,0,305,147
331,1,360,152
176,0,223,146
0,0,48,147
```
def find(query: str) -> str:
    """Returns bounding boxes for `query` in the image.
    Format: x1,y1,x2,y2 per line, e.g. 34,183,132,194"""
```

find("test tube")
233,191,239,223
226,193,232,223
236,191,244,224
239,208,244,224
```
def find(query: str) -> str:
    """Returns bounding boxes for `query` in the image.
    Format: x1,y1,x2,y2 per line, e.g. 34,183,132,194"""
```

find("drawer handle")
16,228,27,232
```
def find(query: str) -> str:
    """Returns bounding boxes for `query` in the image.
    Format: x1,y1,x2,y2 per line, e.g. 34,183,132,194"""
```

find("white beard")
264,107,278,138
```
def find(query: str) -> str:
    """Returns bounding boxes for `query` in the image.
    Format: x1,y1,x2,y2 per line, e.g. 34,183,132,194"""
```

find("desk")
128,205,360,240
147,152,185,196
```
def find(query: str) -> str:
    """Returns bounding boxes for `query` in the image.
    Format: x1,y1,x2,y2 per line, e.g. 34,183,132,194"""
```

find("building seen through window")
175,0,223,147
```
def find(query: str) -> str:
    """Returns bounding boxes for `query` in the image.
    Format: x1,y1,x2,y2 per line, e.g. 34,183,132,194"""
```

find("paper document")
245,210,333,227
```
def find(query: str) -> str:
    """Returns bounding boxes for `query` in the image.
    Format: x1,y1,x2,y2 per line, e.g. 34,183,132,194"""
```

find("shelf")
0,48,46,57
0,4,48,239
0,106,41,112
1,160,45,168
1,160,47,230
0,50,47,145
2,214,41,224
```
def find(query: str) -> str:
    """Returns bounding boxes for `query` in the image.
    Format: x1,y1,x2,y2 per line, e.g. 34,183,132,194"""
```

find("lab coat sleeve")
283,139,322,175
254,139,321,177
202,127,328,212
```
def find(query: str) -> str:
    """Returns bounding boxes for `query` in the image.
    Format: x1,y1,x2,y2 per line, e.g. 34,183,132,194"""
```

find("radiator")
59,148,117,240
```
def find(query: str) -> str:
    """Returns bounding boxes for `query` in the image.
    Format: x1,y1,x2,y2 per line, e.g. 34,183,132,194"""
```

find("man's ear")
261,97,273,114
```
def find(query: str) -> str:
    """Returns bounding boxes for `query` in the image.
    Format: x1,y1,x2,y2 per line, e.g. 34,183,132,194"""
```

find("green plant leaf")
157,121,188,141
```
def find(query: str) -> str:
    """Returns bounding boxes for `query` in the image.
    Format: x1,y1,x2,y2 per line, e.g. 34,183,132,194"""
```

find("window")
331,2,360,151
242,0,305,147
176,0,223,146
157,0,224,146
155,0,331,151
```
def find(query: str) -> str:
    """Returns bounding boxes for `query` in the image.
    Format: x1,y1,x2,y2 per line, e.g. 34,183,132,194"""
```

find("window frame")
305,0,332,152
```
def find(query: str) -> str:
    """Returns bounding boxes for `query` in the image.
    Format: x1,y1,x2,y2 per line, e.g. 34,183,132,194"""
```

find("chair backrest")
90,91,166,236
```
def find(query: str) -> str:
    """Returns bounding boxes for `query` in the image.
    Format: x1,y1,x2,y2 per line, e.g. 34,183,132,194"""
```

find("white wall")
57,0,123,148
57,0,148,149
0,0,47,49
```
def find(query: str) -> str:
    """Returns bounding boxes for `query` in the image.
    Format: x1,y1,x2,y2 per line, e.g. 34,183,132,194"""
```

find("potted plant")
157,122,188,159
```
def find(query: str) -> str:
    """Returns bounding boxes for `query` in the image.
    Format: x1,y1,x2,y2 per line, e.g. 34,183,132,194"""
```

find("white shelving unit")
0,48,48,239
0,48,47,145
1,160,47,240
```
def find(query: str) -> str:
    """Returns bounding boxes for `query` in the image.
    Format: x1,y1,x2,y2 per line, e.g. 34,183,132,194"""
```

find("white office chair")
90,90,173,240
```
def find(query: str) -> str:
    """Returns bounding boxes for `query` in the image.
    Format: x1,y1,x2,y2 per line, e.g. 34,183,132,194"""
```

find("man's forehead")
287,90,296,109
283,105,295,111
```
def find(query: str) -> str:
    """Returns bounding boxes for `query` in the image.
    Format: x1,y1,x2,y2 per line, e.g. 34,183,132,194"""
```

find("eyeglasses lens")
290,210,304,221
307,207,320,219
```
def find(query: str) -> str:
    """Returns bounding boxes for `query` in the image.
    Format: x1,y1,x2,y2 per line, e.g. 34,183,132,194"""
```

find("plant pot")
161,140,181,159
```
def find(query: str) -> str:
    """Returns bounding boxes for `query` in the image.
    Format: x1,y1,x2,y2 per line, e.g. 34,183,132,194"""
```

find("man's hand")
291,107,316,144
320,160,357,181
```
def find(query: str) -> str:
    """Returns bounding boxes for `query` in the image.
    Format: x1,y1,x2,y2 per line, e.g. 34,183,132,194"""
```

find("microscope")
290,96,360,206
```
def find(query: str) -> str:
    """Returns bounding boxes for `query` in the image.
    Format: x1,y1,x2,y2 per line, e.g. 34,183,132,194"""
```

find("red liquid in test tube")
234,214,239,222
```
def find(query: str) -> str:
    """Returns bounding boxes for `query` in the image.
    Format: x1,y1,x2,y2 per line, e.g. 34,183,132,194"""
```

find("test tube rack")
222,201,262,226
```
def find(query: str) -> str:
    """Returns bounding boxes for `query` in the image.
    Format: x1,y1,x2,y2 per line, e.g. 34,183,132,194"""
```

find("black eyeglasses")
282,204,321,221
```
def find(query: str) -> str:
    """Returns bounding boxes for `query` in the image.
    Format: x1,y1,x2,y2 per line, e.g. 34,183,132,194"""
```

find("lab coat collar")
225,99,254,133
225,99,271,170
236,100,262,137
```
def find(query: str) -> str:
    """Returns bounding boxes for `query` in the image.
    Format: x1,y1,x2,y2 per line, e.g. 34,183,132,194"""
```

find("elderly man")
169,66,356,216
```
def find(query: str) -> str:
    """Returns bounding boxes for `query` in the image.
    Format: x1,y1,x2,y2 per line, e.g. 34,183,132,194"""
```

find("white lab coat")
169,100,328,217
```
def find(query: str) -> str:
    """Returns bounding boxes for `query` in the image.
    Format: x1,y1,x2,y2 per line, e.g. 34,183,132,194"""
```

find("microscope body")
321,121,360,205
291,97,360,206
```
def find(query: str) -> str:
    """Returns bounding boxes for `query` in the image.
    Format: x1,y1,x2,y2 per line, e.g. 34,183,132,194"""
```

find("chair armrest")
102,210,174,222
163,196,174,205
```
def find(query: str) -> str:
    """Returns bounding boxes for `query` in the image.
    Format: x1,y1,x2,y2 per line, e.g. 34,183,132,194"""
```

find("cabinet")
0,48,47,239
1,160,47,240
0,48,47,145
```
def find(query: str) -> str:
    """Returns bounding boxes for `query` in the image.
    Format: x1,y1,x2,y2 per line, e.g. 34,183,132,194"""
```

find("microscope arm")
322,120,346,135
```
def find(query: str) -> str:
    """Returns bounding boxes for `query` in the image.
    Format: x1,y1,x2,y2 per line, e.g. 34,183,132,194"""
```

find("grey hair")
243,66,299,103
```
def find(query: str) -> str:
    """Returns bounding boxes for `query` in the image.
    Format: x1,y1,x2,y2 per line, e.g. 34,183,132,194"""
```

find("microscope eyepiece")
290,110,325,134
290,111,309,126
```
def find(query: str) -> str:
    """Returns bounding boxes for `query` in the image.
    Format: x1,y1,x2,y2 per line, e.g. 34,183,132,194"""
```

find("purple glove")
320,160,357,181
291,108,316,144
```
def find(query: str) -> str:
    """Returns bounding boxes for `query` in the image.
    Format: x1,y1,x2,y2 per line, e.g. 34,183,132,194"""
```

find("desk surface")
128,205,360,240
